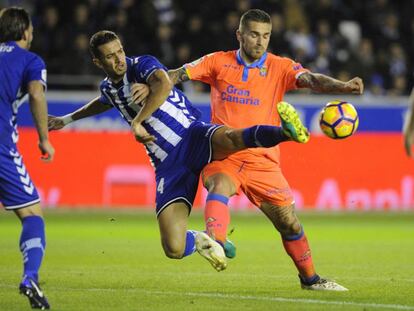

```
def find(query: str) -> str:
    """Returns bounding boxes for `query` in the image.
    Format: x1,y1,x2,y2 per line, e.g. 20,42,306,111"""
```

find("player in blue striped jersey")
48,31,309,272
0,7,54,309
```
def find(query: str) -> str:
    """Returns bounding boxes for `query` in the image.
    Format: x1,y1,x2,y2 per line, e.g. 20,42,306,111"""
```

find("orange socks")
204,193,230,243
282,229,317,280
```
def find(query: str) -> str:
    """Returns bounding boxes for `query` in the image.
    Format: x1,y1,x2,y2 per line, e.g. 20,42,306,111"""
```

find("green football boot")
277,101,310,143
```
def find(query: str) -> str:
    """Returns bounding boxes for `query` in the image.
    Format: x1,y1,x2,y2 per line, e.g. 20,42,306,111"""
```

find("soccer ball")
319,100,359,139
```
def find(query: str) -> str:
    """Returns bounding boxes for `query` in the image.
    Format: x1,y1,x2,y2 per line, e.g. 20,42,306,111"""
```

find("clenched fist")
344,77,364,95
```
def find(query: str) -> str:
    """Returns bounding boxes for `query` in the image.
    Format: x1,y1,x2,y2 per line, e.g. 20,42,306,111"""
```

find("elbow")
164,78,173,94
29,90,45,103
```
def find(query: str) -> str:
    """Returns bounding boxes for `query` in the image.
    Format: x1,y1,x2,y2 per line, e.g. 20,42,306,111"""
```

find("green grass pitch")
1,210,414,311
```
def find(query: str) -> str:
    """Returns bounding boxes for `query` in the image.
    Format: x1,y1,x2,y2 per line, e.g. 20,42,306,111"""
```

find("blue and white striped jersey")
0,41,47,146
99,55,202,167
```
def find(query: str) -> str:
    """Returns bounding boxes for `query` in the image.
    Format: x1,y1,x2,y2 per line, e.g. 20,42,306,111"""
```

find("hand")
48,115,66,131
404,128,414,158
344,77,364,95
131,83,150,105
131,120,156,144
38,139,55,162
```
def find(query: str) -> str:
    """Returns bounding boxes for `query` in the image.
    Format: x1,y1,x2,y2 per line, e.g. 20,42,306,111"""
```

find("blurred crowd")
1,0,413,95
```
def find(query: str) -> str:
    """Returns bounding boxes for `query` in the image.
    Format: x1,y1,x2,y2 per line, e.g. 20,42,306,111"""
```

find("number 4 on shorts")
157,178,164,194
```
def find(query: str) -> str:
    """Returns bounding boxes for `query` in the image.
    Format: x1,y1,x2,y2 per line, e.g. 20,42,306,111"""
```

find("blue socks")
182,230,197,257
20,216,46,282
242,125,288,148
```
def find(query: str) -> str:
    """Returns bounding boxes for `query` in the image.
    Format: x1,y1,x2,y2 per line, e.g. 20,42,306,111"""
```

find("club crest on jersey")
259,66,267,77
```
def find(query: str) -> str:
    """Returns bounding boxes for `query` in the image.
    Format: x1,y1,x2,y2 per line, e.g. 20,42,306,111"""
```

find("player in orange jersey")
133,9,363,290
404,87,414,158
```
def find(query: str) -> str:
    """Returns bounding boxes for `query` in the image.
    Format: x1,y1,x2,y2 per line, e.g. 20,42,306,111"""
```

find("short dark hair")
239,9,271,31
0,7,31,43
89,30,119,58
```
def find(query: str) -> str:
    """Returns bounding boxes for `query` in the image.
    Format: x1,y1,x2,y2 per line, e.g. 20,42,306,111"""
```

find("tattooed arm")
297,72,364,95
168,67,190,85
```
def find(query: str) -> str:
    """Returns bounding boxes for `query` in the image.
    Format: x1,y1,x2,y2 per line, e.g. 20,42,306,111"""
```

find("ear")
93,57,103,69
236,29,242,43
22,29,29,41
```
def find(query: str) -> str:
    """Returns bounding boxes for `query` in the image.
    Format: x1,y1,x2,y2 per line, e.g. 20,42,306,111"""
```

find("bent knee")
162,242,185,259
14,203,43,220
281,220,302,236
205,174,236,196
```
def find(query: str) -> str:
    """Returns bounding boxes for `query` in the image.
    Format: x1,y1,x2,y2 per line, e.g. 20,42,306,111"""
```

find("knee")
162,240,185,259
277,210,302,236
206,174,235,196
281,220,302,237
14,203,43,220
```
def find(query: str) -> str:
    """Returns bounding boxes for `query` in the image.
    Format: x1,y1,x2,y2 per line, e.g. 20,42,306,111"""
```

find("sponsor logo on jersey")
223,64,239,70
293,64,303,71
220,84,260,106
0,44,15,52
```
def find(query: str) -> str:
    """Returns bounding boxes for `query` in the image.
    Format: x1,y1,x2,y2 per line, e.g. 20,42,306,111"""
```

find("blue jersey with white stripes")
99,55,202,167
0,41,47,146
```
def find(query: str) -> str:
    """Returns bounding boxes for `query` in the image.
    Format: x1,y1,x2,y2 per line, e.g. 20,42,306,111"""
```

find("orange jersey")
185,50,308,164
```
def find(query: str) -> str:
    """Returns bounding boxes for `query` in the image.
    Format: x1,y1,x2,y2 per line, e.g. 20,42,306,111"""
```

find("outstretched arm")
297,72,364,95
48,96,112,130
28,80,55,162
168,67,190,85
403,87,414,158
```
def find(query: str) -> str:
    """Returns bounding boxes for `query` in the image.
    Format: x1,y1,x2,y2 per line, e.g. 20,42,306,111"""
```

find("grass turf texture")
0,210,413,311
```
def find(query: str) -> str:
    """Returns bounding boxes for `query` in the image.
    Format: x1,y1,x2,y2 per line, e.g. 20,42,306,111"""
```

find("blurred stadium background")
0,0,411,211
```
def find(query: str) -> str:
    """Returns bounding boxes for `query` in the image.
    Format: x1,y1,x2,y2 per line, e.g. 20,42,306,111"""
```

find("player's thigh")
0,145,41,214
243,165,294,208
242,166,301,233
157,200,190,251
211,126,245,160
202,160,242,196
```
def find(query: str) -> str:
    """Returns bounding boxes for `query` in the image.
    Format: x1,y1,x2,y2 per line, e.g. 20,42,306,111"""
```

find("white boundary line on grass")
149,290,414,310
1,284,414,310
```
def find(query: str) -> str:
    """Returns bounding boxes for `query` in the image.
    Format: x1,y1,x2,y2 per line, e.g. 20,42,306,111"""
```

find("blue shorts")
0,144,40,210
155,121,222,217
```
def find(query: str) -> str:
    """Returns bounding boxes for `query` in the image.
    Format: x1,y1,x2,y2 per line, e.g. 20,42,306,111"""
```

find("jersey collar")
236,49,267,82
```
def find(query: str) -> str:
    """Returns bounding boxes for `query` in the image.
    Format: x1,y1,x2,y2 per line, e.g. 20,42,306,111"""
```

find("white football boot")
195,232,227,272
301,277,348,291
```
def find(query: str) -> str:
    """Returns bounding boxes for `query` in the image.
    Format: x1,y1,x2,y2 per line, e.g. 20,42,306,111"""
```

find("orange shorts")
201,153,294,207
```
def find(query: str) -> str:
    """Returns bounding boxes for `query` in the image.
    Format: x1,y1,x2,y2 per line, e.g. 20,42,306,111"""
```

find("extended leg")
211,102,309,160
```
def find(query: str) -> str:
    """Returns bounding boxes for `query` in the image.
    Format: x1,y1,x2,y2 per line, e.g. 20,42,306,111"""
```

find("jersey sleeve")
98,92,112,106
184,52,217,85
284,59,309,91
98,81,114,107
23,54,47,88
133,55,167,82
